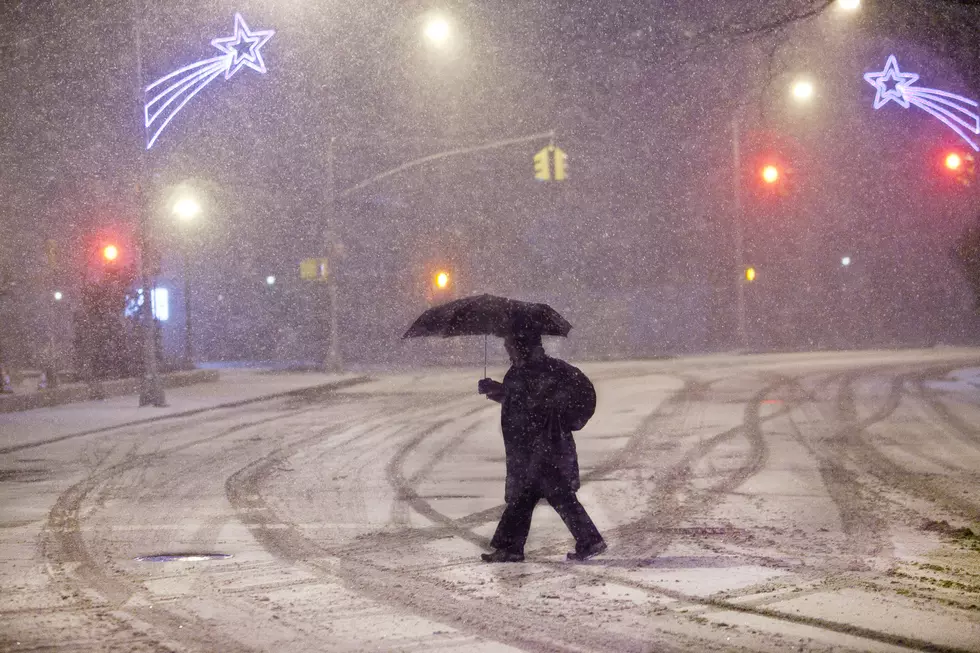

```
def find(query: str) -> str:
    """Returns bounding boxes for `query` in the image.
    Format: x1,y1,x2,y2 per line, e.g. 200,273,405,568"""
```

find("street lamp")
173,197,201,222
424,16,451,47
838,0,860,10
53,291,63,301
266,275,277,286
791,80,814,102
173,196,201,369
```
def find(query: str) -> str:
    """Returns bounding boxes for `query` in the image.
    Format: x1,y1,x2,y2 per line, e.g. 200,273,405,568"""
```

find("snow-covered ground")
2,349,980,652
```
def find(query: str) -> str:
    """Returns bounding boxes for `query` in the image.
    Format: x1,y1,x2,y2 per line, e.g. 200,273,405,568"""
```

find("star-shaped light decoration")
143,13,275,148
864,55,979,152
864,55,919,109
211,13,275,80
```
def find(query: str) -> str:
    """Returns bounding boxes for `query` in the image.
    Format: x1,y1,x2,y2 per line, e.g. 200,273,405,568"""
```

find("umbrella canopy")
402,294,572,339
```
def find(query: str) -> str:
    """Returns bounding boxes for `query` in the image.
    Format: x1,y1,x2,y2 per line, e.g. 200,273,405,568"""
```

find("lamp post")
173,197,201,369
133,4,166,407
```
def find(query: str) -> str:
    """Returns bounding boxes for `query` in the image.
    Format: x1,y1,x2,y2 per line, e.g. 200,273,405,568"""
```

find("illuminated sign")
144,13,274,149
127,288,170,321
865,55,979,152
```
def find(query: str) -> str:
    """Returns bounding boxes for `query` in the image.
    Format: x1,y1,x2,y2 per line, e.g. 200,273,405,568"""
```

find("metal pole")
337,130,555,200
183,242,193,368
732,115,747,351
134,3,166,406
324,135,342,372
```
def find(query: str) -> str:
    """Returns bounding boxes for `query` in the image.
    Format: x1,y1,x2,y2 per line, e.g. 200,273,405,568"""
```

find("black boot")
566,540,607,561
481,549,525,563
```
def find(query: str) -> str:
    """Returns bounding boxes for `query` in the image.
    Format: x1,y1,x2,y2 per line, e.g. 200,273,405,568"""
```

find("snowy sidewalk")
0,369,366,454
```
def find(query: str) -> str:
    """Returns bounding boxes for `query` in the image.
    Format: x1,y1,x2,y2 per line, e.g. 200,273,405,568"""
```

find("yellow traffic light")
435,271,450,289
553,146,567,181
745,266,757,282
533,147,551,181
103,244,119,262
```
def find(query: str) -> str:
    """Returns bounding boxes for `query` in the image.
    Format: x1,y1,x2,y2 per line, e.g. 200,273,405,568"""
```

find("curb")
0,369,221,414
0,376,371,455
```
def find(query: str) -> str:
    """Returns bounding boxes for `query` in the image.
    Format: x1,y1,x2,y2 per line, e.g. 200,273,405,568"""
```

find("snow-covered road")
3,349,980,652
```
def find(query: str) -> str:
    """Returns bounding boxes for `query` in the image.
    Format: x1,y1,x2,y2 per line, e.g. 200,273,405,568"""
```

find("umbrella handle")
484,334,488,379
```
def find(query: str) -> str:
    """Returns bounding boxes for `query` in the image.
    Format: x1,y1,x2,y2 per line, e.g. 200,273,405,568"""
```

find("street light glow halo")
838,0,860,10
792,80,814,101
173,197,202,222
424,16,451,45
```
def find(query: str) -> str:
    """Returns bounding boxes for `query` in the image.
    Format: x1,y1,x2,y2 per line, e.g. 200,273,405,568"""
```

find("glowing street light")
266,275,277,286
841,256,852,267
435,271,450,289
791,80,814,102
53,291,63,301
424,16,451,46
173,197,202,223
103,244,119,262
838,0,860,10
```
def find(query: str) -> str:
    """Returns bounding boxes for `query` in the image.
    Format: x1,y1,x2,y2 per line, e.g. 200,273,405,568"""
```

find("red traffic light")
103,244,119,262
939,150,975,186
761,165,780,184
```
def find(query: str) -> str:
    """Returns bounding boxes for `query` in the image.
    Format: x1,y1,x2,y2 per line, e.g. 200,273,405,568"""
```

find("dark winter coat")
497,353,596,503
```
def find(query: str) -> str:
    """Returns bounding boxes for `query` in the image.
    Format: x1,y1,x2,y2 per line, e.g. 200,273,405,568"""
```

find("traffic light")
534,147,551,181
761,165,780,185
533,145,568,182
434,271,450,290
942,150,975,186
745,267,757,282
553,146,567,181
103,244,119,263
946,152,963,171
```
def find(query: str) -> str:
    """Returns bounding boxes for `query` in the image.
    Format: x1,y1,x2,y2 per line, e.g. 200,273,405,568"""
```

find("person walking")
478,317,606,563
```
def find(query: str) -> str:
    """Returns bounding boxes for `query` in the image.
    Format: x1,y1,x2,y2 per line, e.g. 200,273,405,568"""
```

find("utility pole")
134,4,166,406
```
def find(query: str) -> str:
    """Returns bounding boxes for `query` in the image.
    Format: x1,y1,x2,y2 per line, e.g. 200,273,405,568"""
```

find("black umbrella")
402,294,572,376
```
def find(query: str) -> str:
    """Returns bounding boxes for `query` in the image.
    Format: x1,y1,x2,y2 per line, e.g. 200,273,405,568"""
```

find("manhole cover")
135,553,233,562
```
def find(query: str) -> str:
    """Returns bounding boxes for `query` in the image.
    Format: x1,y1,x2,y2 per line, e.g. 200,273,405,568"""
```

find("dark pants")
490,491,603,555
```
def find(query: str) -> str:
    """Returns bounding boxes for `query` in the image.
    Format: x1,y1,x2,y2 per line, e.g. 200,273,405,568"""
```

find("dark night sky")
1,0,978,365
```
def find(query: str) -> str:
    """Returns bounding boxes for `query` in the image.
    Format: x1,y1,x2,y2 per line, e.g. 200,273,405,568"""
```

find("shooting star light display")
144,13,274,149
865,55,979,152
